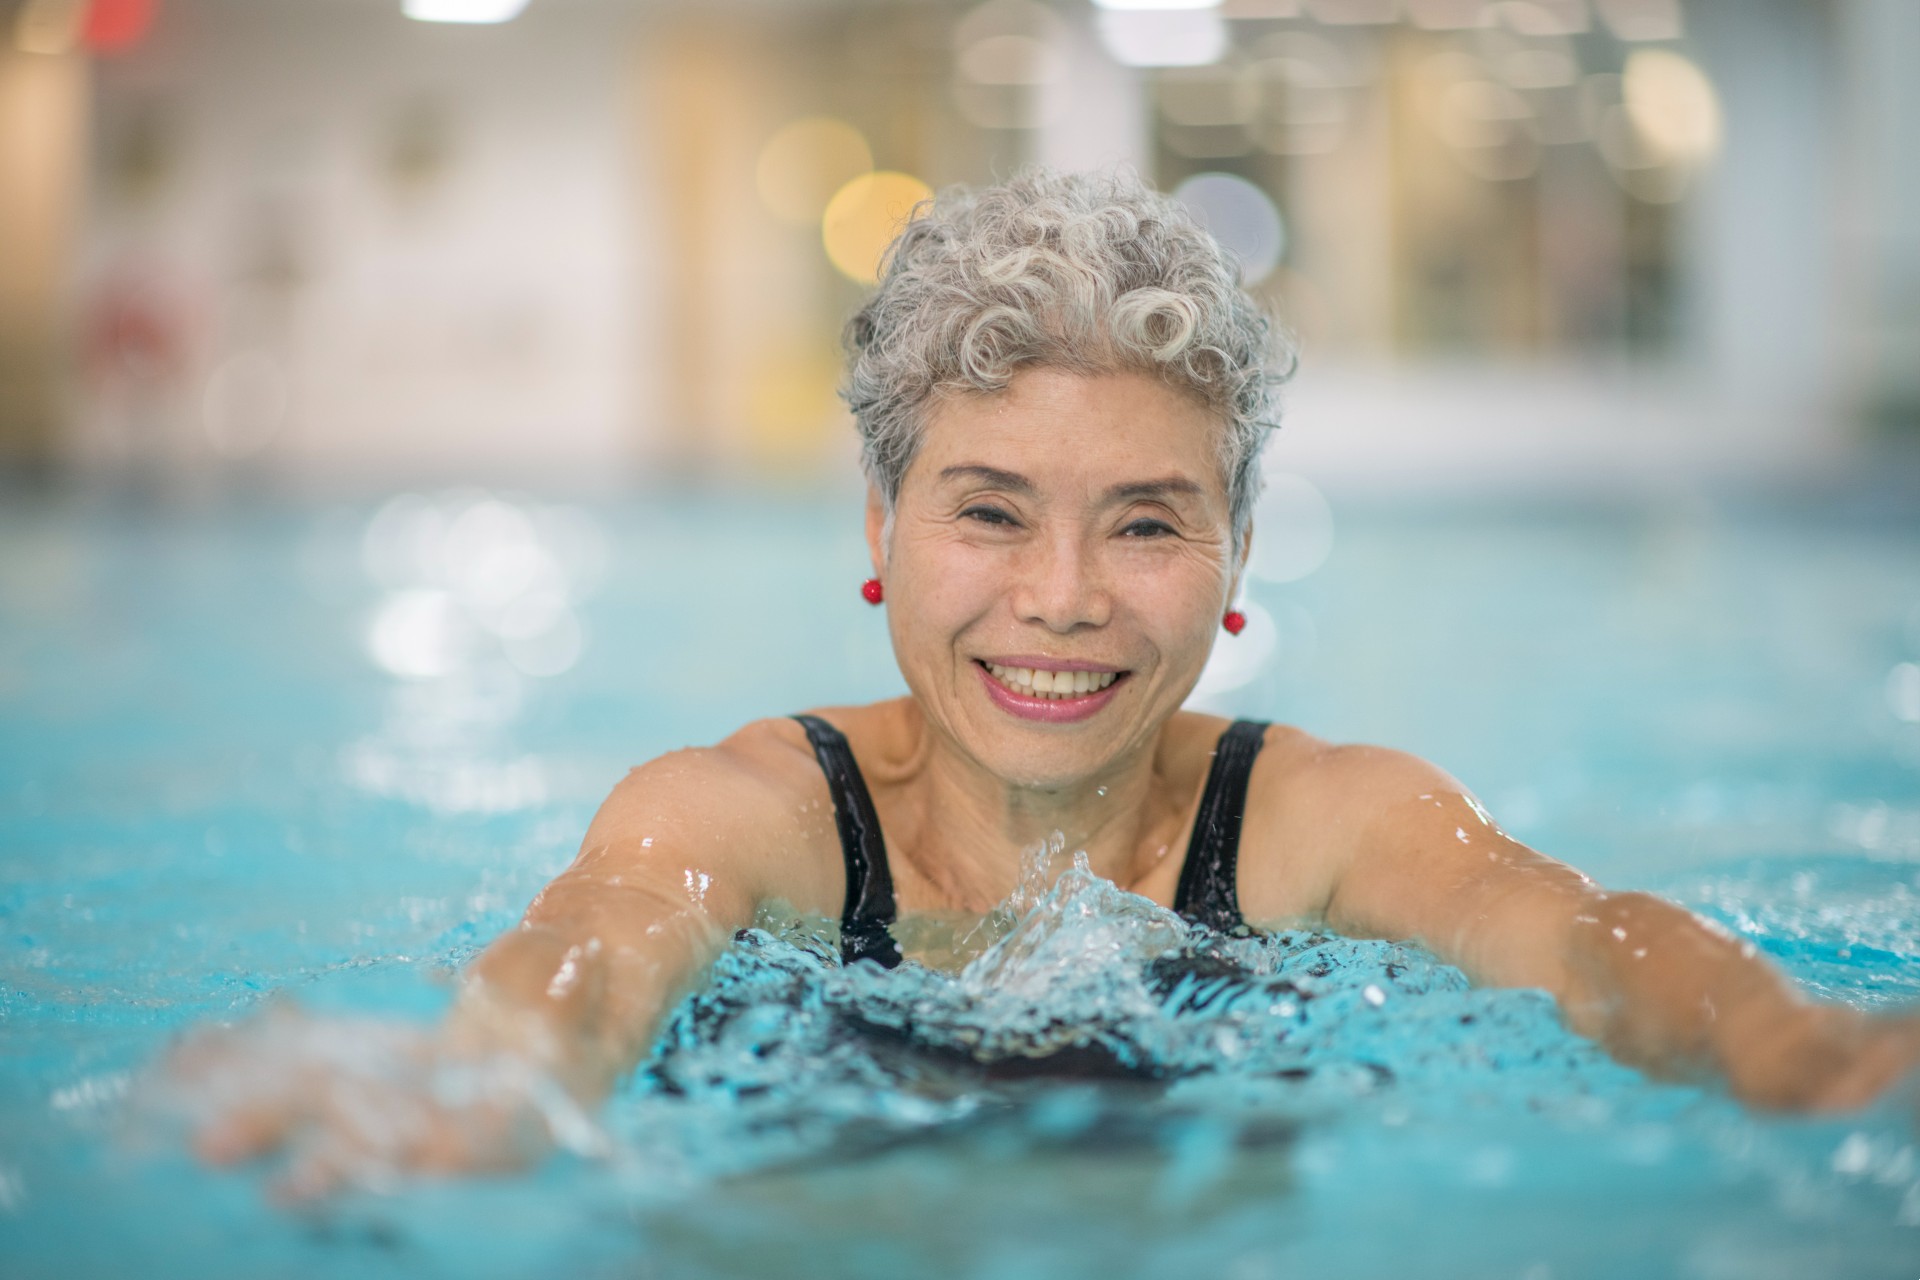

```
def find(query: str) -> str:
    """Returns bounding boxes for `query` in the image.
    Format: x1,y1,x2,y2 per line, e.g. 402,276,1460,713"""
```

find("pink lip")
974,662,1127,723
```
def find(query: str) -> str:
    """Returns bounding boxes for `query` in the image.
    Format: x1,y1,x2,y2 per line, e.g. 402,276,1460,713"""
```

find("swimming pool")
2,476,1918,1279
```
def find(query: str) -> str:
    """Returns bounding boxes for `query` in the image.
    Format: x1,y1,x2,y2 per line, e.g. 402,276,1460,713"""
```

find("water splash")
625,849,1646,1183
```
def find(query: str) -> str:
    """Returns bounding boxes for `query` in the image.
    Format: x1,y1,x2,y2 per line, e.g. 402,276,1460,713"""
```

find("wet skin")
183,368,1920,1196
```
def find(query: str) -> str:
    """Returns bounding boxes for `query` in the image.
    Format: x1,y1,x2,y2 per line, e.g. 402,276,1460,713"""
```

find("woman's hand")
1716,1003,1920,1113
156,1001,608,1201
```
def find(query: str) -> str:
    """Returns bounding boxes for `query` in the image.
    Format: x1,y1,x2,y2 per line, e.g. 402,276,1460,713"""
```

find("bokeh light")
1435,76,1541,180
954,0,1065,48
402,0,530,24
1157,62,1256,159
502,612,583,679
1096,8,1228,68
1888,664,1920,724
1246,30,1361,154
1622,48,1721,167
369,588,472,680
952,0,1068,129
957,35,1058,88
953,34,1067,129
1173,172,1286,284
1596,0,1683,43
1477,8,1582,89
1093,0,1222,9
360,491,602,683
1249,471,1334,584
745,337,845,457
1499,0,1589,37
1405,0,1492,28
755,117,873,227
822,171,933,284
80,0,154,53
1302,0,1397,24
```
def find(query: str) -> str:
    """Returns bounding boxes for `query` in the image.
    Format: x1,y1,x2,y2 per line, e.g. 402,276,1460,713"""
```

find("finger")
409,1102,542,1176
270,1142,358,1205
182,1047,332,1164
268,1102,461,1201
194,1096,307,1165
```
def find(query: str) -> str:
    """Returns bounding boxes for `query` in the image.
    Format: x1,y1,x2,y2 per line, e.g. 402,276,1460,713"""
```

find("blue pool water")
2,479,1919,1278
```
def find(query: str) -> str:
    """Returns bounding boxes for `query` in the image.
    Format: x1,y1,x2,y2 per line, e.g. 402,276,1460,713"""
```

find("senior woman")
191,169,1919,1194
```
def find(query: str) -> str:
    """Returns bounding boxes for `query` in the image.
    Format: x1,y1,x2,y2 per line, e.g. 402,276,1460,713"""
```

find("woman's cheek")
917,543,1006,614
891,545,994,649
1129,552,1225,628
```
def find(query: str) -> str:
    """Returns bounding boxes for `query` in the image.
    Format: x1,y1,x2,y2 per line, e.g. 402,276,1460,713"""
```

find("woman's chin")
975,745,1115,793
942,676,1153,789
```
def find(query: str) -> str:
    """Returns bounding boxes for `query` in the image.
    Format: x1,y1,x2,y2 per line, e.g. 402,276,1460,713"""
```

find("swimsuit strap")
791,714,903,969
1172,719,1271,933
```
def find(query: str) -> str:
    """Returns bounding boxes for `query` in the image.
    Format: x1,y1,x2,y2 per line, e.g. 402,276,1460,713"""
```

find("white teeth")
982,664,1119,699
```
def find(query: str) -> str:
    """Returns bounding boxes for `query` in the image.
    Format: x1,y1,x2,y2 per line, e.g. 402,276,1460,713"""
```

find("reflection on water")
347,490,606,814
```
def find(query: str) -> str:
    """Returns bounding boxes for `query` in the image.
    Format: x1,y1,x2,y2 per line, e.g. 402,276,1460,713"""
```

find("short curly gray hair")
841,166,1295,549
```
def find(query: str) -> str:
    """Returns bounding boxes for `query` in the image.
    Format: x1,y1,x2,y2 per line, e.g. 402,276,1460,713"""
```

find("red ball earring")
1222,609,1246,635
861,577,884,605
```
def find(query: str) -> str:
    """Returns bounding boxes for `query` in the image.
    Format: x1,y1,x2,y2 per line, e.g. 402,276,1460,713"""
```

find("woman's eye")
962,506,1018,527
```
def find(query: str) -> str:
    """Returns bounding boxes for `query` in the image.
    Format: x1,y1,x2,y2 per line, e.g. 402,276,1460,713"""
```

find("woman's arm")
442,729,842,1104
1293,745,1920,1110
183,719,843,1193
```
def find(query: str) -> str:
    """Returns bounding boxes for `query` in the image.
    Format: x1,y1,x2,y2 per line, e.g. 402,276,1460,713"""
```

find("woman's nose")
1011,535,1111,633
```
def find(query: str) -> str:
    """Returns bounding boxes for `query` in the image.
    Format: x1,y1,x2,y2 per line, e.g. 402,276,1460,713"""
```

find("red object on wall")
82,0,157,54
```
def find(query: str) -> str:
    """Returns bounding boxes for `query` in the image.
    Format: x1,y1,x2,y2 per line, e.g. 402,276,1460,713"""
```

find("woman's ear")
865,485,887,576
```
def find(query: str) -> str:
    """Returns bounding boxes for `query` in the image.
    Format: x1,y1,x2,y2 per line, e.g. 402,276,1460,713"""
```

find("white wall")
74,0,642,485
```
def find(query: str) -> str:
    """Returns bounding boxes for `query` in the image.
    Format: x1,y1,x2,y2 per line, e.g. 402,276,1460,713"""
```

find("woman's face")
870,366,1242,789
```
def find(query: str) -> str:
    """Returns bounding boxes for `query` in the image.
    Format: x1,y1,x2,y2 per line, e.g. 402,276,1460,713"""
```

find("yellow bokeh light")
1623,49,1721,166
755,117,873,227
821,171,933,284
745,338,846,462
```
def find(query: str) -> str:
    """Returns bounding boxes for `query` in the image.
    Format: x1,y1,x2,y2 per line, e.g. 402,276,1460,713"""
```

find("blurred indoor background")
0,0,1915,496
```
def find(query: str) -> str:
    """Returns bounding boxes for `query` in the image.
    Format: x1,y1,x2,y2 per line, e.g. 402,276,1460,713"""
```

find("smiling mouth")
977,661,1126,701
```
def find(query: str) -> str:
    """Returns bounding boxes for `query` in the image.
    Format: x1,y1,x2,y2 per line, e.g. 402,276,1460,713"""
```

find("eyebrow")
938,464,1033,494
1108,476,1206,503
937,464,1207,505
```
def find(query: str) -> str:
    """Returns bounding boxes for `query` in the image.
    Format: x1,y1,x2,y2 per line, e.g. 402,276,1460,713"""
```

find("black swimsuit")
791,714,1271,967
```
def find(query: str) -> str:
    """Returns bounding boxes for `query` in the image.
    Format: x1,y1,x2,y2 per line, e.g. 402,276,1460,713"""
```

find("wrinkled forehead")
903,368,1233,503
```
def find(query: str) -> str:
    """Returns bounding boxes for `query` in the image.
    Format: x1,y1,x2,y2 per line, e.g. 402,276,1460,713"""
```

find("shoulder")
1168,714,1457,811
1258,734,1464,805
1234,726,1471,922
599,716,824,823
607,699,922,816
583,715,848,915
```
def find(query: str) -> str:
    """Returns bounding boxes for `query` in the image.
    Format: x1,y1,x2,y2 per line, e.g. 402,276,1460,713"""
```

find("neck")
896,711,1179,913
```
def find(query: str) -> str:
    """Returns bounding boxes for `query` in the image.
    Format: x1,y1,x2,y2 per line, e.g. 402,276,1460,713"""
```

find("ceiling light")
403,0,530,25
